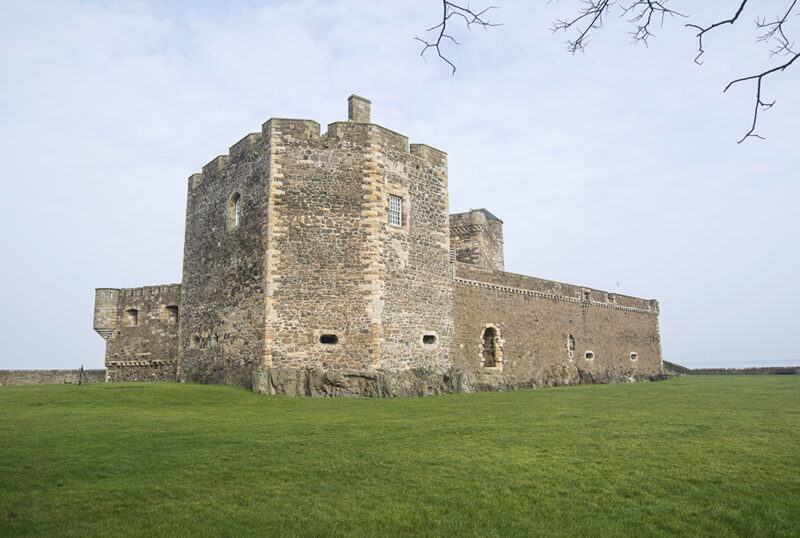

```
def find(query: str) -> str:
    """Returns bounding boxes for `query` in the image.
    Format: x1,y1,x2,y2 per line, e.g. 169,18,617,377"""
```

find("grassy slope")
1,377,798,537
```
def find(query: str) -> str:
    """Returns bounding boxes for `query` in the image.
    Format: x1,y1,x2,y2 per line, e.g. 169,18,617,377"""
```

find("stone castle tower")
94,96,663,396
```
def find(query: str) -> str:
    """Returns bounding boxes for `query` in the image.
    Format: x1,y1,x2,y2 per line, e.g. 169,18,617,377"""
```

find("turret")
93,288,119,340
449,208,504,270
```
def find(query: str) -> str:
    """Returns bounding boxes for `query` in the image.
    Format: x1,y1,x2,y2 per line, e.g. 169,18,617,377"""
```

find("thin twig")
416,1,500,74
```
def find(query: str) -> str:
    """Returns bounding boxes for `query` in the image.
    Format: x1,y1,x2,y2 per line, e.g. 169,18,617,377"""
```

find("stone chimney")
348,95,371,123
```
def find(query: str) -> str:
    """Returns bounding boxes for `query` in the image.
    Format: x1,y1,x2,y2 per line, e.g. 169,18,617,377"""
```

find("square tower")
179,98,454,387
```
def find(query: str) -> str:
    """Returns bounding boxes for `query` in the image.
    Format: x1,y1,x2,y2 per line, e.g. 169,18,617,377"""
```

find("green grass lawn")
1,376,798,537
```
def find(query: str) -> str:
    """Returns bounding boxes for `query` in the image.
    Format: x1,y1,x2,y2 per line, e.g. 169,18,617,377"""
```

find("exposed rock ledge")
252,366,665,398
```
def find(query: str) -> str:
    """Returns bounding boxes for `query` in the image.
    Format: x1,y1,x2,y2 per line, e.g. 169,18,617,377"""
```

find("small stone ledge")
108,359,178,367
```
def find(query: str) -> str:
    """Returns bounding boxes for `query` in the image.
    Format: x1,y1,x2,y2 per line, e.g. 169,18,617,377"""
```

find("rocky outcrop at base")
251,366,663,398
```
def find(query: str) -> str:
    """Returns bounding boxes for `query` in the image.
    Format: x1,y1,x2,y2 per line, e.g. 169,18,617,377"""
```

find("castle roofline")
473,208,502,223
450,208,503,224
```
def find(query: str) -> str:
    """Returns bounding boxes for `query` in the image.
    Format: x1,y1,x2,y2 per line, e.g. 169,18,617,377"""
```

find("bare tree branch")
686,0,798,141
551,1,685,53
756,0,797,57
724,52,799,143
418,2,799,142
550,0,799,142
686,1,749,65
415,1,500,74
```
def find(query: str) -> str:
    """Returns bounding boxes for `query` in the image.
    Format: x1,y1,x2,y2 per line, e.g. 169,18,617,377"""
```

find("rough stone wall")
449,209,504,270
261,112,453,374
179,131,270,388
377,141,453,371
453,263,662,388
93,285,180,382
0,370,106,386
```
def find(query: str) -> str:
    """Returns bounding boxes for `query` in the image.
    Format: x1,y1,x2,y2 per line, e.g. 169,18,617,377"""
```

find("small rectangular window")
389,195,402,226
320,334,338,345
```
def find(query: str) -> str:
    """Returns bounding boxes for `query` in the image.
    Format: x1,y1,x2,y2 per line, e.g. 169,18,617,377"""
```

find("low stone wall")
691,366,798,375
0,369,106,386
252,366,668,398
663,361,798,376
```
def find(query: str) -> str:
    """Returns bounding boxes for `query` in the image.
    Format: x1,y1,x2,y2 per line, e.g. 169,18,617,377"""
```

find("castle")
93,96,663,396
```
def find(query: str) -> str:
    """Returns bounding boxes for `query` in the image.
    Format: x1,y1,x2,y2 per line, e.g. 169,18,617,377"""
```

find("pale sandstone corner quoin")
93,95,664,397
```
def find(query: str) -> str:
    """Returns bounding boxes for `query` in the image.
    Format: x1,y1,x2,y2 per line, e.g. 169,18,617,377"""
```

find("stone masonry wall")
375,139,453,371
179,131,270,388
261,101,453,374
93,285,180,382
449,209,504,270
0,370,106,386
453,263,662,388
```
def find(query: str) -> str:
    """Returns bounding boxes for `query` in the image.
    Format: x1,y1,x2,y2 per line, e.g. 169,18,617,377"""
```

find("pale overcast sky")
0,1,797,370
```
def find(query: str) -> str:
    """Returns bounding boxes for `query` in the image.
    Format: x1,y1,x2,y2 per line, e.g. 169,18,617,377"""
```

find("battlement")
410,143,447,169
187,97,445,191
262,118,322,142
117,284,181,298
230,132,263,160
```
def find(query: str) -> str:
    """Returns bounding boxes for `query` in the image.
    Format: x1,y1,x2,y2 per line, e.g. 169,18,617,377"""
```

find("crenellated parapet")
94,284,181,382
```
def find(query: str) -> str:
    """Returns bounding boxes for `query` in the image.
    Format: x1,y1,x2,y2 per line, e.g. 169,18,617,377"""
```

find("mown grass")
1,376,798,536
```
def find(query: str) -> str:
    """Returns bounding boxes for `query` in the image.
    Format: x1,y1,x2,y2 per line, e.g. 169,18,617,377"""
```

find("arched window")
482,327,499,367
228,193,241,228
124,309,138,327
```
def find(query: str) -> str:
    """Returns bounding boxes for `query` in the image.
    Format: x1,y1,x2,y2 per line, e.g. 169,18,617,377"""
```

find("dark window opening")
228,193,241,228
608,293,616,303
482,327,498,367
630,352,638,361
583,291,591,301
124,309,138,327
320,334,338,345
585,350,594,360
166,306,178,324
568,334,575,352
423,334,436,345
